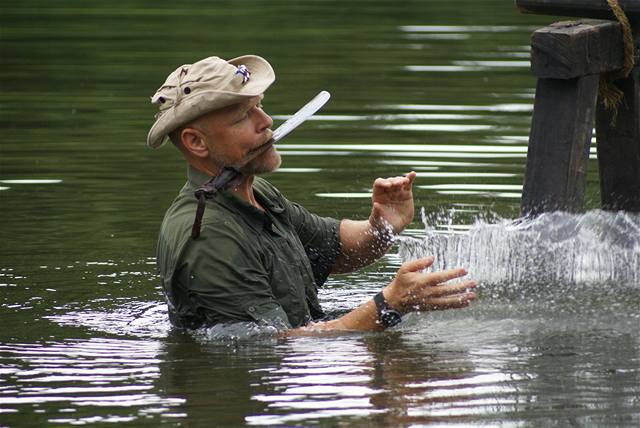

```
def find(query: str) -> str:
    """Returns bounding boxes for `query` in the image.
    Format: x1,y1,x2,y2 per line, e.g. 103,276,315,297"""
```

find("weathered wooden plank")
516,0,640,20
521,75,600,216
531,20,625,79
596,51,640,212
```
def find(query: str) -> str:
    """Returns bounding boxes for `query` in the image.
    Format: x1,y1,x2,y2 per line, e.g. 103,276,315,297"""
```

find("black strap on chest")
191,167,241,239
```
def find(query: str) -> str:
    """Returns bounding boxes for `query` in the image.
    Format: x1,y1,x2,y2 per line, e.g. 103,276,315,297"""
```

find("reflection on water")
0,338,184,425
247,337,382,425
280,143,528,153
0,179,63,184
405,61,530,72
399,25,528,33
2,0,639,426
4,284,639,427
377,103,533,112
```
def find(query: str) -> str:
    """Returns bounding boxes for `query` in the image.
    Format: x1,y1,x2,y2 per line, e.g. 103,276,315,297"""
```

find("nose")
255,107,273,132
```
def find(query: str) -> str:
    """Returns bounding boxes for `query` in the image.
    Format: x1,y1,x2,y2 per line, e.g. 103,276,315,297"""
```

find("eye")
234,111,249,123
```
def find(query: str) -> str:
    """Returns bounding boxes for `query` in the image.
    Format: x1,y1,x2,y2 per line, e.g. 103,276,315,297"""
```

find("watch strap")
374,291,402,328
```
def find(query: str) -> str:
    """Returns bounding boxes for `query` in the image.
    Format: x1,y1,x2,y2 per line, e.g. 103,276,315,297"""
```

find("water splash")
399,209,640,289
47,301,171,339
192,322,282,344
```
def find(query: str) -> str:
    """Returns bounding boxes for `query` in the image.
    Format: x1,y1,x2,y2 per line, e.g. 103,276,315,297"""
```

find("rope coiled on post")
598,0,636,116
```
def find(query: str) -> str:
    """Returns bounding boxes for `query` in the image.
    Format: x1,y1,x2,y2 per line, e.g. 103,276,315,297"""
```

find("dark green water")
1,1,639,427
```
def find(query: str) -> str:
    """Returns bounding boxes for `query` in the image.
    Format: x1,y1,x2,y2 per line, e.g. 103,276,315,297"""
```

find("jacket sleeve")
285,200,342,287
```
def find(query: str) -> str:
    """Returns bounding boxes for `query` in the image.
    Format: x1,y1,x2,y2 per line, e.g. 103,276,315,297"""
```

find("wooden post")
595,31,640,211
516,1,640,214
522,76,599,216
521,20,625,216
530,20,625,79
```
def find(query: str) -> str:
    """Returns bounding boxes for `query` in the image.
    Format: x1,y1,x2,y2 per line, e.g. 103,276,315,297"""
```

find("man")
148,55,476,333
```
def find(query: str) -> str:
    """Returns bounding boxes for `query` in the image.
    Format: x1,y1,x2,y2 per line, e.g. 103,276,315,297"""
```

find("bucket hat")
147,55,275,148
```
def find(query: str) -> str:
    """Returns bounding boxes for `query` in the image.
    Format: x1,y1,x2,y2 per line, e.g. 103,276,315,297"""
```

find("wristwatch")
374,291,402,328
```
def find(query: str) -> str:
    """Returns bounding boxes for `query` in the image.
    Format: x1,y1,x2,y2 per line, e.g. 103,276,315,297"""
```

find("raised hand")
369,171,417,235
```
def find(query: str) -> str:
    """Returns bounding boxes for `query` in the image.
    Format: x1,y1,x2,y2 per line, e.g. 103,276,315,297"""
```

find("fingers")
420,266,468,286
398,256,435,274
403,171,417,191
373,178,405,192
373,171,416,192
428,279,477,298
392,257,478,313
421,277,476,310
427,291,476,310
398,257,468,285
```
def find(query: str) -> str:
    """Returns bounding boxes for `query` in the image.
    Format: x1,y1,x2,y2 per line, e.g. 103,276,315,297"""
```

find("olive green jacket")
156,166,341,329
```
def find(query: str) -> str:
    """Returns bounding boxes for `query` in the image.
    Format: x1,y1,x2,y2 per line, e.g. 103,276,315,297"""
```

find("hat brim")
146,55,275,149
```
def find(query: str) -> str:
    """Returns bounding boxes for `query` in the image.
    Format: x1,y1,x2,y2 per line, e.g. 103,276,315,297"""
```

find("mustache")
247,130,274,156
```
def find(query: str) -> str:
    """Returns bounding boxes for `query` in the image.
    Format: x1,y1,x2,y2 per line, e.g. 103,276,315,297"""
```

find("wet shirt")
156,166,341,330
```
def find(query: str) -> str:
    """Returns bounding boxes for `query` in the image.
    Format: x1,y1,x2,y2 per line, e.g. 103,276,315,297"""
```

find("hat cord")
191,167,242,239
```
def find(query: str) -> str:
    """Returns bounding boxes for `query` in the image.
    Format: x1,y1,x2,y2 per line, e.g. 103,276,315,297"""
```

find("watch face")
380,309,402,328
374,291,402,328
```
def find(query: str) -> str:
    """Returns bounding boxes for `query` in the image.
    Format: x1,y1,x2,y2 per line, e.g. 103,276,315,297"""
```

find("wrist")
382,286,404,315
367,217,397,242
374,291,402,328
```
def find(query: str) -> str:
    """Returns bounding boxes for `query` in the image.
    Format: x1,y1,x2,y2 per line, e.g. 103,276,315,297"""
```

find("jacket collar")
186,165,285,233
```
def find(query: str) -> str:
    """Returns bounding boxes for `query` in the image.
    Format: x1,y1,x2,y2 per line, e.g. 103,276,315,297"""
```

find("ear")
180,127,209,159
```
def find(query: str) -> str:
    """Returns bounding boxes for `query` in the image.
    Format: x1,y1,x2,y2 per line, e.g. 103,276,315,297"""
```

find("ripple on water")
246,337,384,425
0,179,63,184
0,338,184,424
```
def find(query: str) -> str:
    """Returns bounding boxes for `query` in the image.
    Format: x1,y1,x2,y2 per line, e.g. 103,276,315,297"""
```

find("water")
401,209,640,287
1,1,639,426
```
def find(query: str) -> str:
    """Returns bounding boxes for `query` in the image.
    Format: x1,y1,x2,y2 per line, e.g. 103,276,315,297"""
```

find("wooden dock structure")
516,0,640,215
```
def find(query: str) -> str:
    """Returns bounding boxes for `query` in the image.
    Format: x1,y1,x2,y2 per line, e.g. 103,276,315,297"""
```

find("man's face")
196,95,280,174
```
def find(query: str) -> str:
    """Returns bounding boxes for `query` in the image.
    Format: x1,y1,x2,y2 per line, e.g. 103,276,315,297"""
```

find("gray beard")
238,150,281,175
239,159,281,175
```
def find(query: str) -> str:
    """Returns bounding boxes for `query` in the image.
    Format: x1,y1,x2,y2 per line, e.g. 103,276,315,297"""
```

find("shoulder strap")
191,167,241,239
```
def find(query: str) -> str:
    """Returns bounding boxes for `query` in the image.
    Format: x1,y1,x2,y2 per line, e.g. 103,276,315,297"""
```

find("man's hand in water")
369,171,417,234
385,256,477,314
293,255,477,334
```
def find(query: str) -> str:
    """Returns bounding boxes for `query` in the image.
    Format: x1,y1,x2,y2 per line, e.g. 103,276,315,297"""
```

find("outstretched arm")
332,171,417,273
289,256,477,334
